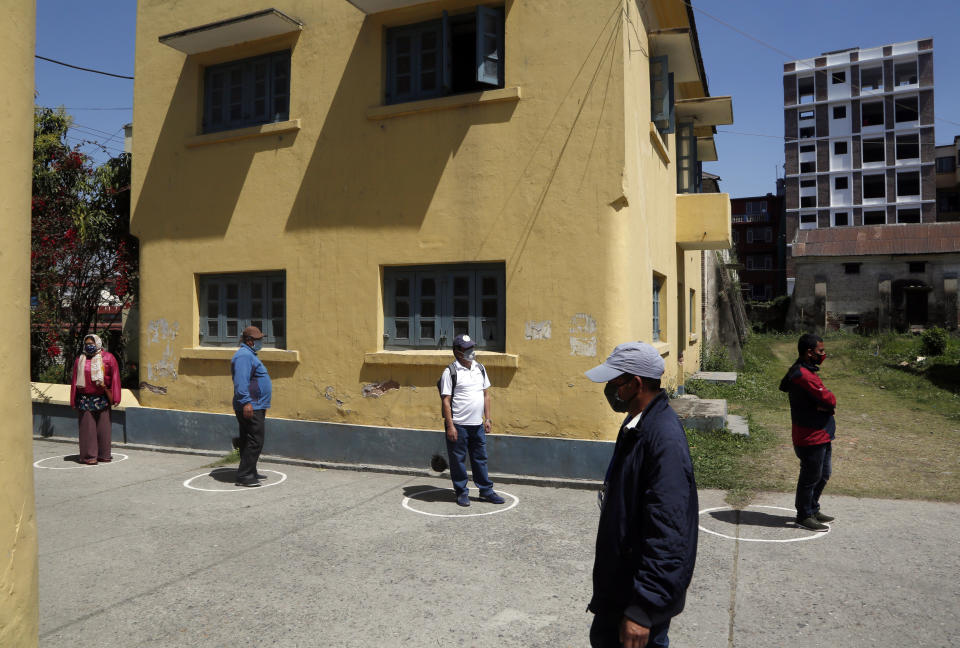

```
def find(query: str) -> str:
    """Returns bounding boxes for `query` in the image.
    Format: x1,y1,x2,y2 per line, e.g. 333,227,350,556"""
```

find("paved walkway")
34,439,959,647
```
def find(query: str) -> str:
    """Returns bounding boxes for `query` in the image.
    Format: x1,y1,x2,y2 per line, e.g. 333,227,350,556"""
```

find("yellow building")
1,0,39,645
130,0,731,475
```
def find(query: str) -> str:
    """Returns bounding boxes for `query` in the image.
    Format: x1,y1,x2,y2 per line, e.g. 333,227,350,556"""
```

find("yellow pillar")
0,1,39,645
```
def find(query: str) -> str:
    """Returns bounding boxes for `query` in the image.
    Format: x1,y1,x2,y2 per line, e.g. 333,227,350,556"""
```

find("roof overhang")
648,28,701,84
675,96,733,127
345,0,435,13
697,136,718,162
159,9,302,55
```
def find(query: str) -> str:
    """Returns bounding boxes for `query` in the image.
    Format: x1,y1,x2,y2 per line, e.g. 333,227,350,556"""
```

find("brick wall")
785,143,798,175
785,108,798,142
851,98,861,132
818,174,831,207
817,139,830,173
883,58,894,92
785,177,799,210
816,104,829,138
922,165,936,200
919,89,934,126
784,74,797,105
853,171,862,206
815,69,828,102
850,64,860,97
919,52,934,87
921,127,936,163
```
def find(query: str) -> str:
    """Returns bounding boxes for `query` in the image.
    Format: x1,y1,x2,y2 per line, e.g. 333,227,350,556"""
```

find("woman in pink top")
69,334,122,464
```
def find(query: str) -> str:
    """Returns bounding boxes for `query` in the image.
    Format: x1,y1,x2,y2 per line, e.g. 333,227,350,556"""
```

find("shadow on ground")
403,485,456,503
709,509,796,529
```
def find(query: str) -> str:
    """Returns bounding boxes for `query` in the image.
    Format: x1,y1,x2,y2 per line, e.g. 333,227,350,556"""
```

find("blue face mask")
84,344,98,356
251,340,264,353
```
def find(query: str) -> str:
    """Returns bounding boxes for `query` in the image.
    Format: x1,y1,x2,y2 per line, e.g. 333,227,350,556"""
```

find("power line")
65,107,132,111
681,0,798,61
36,55,133,80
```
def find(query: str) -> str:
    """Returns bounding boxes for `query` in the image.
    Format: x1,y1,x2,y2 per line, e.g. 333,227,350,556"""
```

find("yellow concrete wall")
0,1,39,645
132,0,714,440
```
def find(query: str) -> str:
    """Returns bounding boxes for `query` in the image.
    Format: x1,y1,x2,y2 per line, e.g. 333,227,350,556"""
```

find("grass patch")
686,331,960,505
203,449,240,468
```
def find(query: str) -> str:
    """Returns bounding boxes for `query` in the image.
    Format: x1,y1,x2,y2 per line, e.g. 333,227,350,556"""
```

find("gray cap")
584,341,665,382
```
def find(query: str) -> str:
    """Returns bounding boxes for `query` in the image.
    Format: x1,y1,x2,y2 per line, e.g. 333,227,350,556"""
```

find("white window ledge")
180,347,301,363
652,341,671,357
364,350,519,369
366,87,522,121
186,119,300,148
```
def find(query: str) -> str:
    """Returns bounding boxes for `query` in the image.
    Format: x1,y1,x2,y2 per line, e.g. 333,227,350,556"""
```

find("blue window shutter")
666,72,676,135
650,55,671,133
442,11,452,92
475,6,503,86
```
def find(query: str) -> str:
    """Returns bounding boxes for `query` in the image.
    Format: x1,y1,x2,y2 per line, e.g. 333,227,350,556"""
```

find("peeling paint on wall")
324,386,345,408
146,319,179,381
361,380,400,398
524,320,552,340
569,313,598,357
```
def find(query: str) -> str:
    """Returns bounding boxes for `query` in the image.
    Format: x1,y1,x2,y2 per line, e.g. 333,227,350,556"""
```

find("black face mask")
604,380,634,413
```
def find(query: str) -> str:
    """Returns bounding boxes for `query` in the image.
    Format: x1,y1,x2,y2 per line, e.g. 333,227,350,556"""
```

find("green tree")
31,107,138,382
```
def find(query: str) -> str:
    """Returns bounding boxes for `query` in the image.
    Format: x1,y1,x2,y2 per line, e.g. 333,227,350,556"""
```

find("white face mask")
457,348,476,363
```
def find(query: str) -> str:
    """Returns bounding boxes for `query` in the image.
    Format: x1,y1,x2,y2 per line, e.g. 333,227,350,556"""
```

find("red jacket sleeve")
70,357,78,408
105,353,122,405
793,368,837,409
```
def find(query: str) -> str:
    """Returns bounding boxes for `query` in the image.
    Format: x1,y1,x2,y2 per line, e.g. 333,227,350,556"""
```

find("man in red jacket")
779,333,836,531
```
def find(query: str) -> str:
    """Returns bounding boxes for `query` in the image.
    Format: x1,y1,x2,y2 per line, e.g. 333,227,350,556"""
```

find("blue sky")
34,1,960,196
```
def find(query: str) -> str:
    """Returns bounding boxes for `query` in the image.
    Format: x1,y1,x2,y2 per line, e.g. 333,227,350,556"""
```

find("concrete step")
672,395,727,432
726,414,749,436
689,371,738,384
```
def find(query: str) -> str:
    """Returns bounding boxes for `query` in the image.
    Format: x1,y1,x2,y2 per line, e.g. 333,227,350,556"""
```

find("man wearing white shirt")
440,334,505,507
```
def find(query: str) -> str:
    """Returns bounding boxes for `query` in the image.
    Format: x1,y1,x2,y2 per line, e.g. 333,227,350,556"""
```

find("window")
799,109,815,120
844,263,861,274
909,261,926,273
800,144,816,153
800,161,816,173
689,290,696,335
864,210,886,225
799,126,815,139
652,276,662,342
383,264,504,350
834,141,848,155
863,138,885,164
203,51,290,134
936,156,957,173
843,314,861,327
651,56,675,136
861,66,883,91
896,134,919,161
800,196,816,208
800,179,816,188
386,6,504,105
800,213,817,229
745,255,754,270
863,174,885,199
764,228,773,243
833,212,849,226
833,105,846,119
199,273,286,348
939,191,960,213
895,96,918,123
895,60,918,86
746,228,754,244
897,171,920,197
861,101,884,127
731,230,739,244
676,122,700,193
832,70,846,84
835,176,848,190
897,208,921,223
798,76,814,104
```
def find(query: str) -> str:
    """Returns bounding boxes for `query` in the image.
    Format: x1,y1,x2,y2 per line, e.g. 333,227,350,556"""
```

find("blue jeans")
445,424,494,496
794,442,832,519
590,613,670,647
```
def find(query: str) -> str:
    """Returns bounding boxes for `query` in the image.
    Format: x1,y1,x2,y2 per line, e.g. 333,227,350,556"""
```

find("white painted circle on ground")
699,505,830,543
183,468,287,492
34,453,130,470
402,488,519,517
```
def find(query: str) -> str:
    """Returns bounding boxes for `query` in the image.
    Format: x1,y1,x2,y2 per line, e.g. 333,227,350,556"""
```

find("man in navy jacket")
779,333,836,531
585,342,698,648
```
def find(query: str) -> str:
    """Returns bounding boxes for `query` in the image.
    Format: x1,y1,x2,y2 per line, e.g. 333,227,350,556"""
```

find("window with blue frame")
676,121,700,193
199,272,286,348
385,6,504,105
384,264,505,350
652,275,662,342
203,51,290,133
650,55,675,137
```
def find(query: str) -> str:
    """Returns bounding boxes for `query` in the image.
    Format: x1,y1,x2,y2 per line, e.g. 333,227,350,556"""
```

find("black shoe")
479,491,505,504
814,511,835,522
796,516,829,531
255,473,268,480
235,480,261,488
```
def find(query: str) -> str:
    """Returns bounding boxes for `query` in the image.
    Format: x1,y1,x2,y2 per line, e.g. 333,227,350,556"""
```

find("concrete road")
34,439,959,647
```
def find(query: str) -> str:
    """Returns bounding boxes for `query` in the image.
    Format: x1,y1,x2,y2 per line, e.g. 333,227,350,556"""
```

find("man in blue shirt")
231,326,272,487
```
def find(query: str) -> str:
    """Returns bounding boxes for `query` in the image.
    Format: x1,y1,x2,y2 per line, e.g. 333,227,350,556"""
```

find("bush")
921,327,949,357
701,343,734,372
36,363,67,384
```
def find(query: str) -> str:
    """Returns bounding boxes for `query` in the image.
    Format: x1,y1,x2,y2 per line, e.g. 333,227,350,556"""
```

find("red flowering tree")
31,107,138,382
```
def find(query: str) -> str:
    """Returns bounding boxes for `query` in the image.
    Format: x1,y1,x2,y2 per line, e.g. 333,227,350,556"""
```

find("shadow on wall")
133,53,300,243
357,362,517,390
178,357,299,380
284,20,517,233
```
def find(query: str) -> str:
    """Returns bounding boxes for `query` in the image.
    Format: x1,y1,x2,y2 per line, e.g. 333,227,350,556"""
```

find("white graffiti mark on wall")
524,320,552,340
569,313,597,357
146,319,180,381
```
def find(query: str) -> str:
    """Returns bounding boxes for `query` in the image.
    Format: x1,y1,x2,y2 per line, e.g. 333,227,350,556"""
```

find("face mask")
84,344,97,356
603,380,633,413
816,352,826,365
463,349,476,362
251,340,264,353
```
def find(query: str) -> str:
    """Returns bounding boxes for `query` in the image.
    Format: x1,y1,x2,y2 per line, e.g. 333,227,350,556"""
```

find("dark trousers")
445,423,494,496
235,409,265,483
78,408,112,463
590,612,671,648
794,441,832,519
